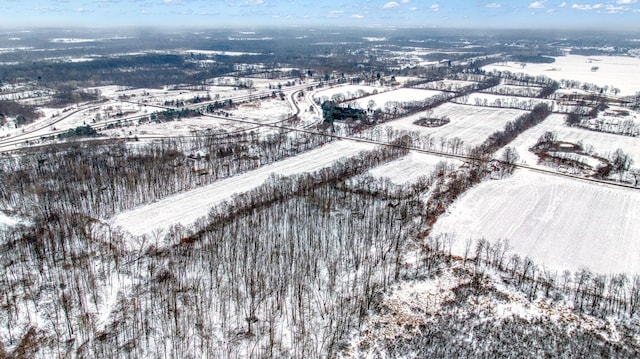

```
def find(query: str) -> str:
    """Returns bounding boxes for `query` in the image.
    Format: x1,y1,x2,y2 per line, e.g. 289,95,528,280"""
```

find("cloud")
242,0,267,6
559,2,567,7
571,3,603,10
528,1,546,9
485,3,502,8
351,13,364,19
604,5,627,13
571,3,632,12
431,4,439,11
409,6,417,11
401,0,411,3
616,0,637,4
382,1,399,9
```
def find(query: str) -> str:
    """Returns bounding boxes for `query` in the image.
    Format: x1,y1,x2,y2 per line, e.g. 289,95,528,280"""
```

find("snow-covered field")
460,93,554,110
432,169,640,274
588,106,640,136
484,55,640,96
415,79,477,92
481,84,544,97
367,151,462,185
95,85,245,105
103,116,240,137
496,114,640,171
227,98,293,121
112,99,297,138
313,85,381,103
383,102,527,147
111,140,375,238
350,88,444,110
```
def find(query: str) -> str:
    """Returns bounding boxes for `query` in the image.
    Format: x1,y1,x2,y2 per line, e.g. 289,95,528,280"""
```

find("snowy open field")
118,98,296,138
481,84,544,97
111,140,375,238
496,113,640,171
461,92,554,110
103,116,243,137
99,85,244,104
383,102,527,147
227,98,293,121
313,85,381,102
431,169,640,274
350,88,444,110
415,79,477,92
367,151,462,185
483,55,640,96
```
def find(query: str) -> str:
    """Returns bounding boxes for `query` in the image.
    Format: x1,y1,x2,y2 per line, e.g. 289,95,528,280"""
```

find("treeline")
1,54,234,89
0,100,41,126
352,230,640,357
0,130,332,219
151,108,202,123
422,234,640,322
453,95,552,111
566,104,640,137
484,70,559,98
509,54,555,63
480,84,543,98
482,103,552,153
57,125,100,139
483,70,557,88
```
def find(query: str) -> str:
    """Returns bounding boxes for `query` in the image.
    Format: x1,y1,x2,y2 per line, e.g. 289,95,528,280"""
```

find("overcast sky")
1,0,639,30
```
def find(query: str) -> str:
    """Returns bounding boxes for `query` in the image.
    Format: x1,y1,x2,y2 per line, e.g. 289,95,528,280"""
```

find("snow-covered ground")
383,102,527,147
99,85,243,105
0,211,19,228
460,93,554,110
179,49,261,56
484,55,640,96
227,98,293,122
349,88,444,110
496,114,640,171
0,84,302,150
103,116,238,138
313,85,381,103
111,140,375,239
432,169,640,275
367,151,462,185
481,84,544,97
414,79,477,92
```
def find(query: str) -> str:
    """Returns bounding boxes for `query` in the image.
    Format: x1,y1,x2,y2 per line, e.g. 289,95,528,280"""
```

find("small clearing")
368,151,462,185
